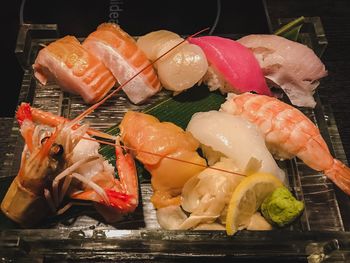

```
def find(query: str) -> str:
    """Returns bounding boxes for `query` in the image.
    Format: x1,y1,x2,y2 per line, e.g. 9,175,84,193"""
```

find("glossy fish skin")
188,36,271,96
238,34,328,108
33,36,116,104
83,23,161,104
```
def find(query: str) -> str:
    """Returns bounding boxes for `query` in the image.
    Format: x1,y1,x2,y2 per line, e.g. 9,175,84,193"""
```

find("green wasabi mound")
261,187,304,227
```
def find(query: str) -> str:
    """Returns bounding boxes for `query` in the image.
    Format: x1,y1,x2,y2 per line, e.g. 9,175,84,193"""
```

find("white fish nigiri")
186,111,285,182
238,34,327,108
137,30,208,92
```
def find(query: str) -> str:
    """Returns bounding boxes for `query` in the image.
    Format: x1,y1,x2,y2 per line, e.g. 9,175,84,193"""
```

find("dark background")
2,0,350,162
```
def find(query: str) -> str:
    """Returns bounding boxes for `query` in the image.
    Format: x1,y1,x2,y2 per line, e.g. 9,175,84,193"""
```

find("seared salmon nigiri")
83,23,161,104
33,36,116,104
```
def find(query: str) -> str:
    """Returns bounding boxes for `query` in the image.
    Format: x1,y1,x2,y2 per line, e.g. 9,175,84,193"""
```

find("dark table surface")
2,0,350,163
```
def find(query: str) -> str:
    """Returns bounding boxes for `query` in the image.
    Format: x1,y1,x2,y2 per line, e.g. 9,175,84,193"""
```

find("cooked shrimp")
221,92,350,195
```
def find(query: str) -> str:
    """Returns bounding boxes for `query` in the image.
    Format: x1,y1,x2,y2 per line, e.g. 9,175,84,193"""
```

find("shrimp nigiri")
33,36,116,104
238,35,327,108
119,111,207,208
221,93,350,195
137,30,208,92
83,23,161,104
188,36,271,96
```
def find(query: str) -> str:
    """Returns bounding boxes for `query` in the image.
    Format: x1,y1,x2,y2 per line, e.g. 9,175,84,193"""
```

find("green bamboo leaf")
274,16,305,41
99,84,225,182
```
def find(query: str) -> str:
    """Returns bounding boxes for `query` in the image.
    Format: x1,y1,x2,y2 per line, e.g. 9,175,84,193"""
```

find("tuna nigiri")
137,30,208,92
188,36,271,96
238,34,328,108
83,23,161,104
33,36,116,104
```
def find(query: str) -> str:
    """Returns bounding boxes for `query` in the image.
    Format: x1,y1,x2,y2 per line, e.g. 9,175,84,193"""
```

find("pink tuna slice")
189,36,271,96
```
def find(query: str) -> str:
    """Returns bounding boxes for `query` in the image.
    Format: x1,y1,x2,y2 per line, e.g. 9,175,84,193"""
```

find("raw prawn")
33,36,116,104
221,92,350,195
82,23,161,104
1,103,138,227
238,34,327,108
137,30,208,92
188,36,271,96
119,111,207,209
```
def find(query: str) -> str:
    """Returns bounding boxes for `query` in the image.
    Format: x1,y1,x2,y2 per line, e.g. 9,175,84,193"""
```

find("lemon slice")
225,172,283,235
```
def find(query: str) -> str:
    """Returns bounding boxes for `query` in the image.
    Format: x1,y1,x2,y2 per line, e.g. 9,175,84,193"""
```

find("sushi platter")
1,16,350,262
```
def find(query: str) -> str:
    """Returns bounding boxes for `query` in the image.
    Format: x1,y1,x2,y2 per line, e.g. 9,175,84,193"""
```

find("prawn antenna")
82,136,246,177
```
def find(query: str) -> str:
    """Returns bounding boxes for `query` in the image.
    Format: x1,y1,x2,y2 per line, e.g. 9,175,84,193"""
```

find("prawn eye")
50,143,64,157
41,136,50,145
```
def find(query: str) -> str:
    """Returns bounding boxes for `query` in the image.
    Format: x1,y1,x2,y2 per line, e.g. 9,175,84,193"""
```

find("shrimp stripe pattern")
221,93,350,195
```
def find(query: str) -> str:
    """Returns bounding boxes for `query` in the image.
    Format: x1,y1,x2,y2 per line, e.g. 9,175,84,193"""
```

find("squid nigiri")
83,23,161,104
119,111,207,208
238,34,327,108
188,36,271,96
137,30,208,92
186,110,285,182
33,36,116,104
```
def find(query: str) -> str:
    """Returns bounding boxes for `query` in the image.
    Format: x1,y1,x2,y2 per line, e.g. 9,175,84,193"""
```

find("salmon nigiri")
83,23,161,104
33,36,116,104
188,36,271,96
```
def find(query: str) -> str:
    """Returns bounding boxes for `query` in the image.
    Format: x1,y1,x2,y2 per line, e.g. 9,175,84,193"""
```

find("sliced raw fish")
33,36,116,104
238,34,327,108
188,36,271,96
83,23,161,104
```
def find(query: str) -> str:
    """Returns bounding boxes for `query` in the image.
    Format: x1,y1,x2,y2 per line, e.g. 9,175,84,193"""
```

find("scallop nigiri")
238,34,328,108
83,23,161,104
119,111,207,208
186,111,285,182
137,30,208,92
188,36,271,96
33,36,116,104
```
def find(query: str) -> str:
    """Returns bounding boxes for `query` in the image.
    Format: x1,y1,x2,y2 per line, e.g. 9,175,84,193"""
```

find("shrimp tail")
325,159,350,195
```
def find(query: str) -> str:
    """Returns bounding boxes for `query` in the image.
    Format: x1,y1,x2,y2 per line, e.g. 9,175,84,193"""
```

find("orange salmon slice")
83,23,161,104
33,35,116,104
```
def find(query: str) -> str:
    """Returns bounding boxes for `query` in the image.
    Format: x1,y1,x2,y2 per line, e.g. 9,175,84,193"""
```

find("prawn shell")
1,177,51,227
188,36,271,96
